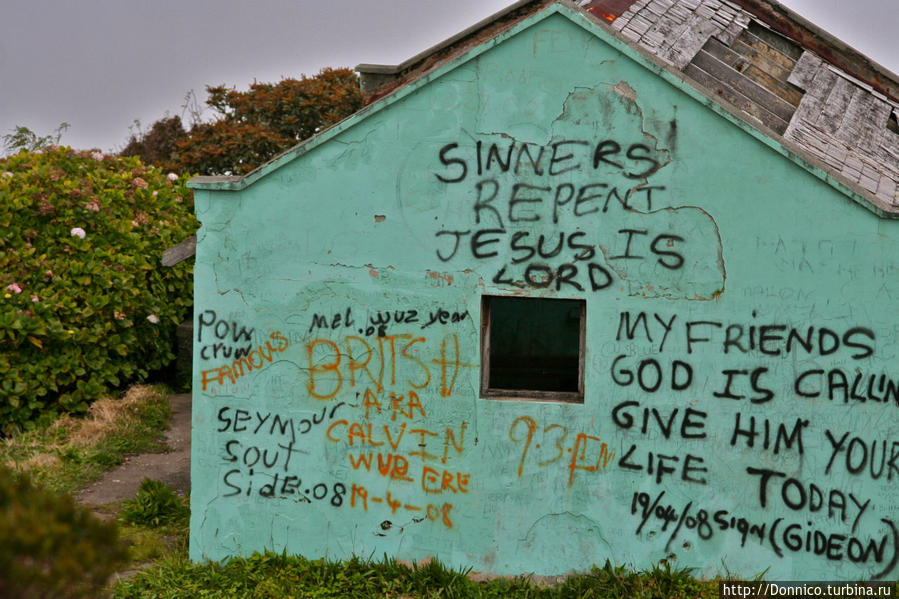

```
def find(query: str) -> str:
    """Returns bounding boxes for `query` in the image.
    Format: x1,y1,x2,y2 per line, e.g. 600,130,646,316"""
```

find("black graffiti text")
197,309,254,361
824,430,899,482
434,139,663,184
615,310,875,359
308,307,355,333
730,414,808,455
617,444,708,485
745,467,871,532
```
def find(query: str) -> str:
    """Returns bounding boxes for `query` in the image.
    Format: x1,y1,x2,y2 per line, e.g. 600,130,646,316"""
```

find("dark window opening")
480,295,585,402
888,112,899,135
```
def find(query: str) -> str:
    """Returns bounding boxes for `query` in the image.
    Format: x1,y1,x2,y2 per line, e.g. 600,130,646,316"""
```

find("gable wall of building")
190,9,899,579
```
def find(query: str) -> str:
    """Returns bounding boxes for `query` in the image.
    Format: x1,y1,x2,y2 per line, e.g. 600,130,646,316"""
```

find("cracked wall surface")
190,8,899,581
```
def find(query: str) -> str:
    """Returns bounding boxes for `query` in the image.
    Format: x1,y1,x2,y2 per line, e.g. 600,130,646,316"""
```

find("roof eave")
356,0,541,78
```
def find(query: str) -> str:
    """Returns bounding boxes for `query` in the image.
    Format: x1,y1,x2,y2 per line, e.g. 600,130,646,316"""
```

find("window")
480,295,585,402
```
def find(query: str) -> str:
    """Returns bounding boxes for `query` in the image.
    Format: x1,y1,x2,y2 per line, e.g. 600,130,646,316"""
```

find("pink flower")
70,227,86,239
167,173,178,182
5,283,22,294
30,295,39,303
147,314,160,324
91,151,104,160
2,172,12,178
85,201,100,212
152,191,158,197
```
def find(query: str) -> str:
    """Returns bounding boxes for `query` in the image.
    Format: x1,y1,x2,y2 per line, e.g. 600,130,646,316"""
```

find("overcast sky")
1,0,896,154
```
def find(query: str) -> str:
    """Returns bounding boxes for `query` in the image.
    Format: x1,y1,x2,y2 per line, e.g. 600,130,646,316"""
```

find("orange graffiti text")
306,333,474,400
422,466,470,494
201,332,289,391
347,452,413,481
327,420,467,463
509,416,614,486
351,483,453,528
362,387,426,420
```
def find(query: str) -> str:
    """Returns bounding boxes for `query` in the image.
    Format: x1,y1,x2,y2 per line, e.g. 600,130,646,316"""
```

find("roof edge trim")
356,0,540,77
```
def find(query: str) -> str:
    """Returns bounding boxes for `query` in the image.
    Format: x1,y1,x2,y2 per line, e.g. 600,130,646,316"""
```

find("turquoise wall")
190,6,899,580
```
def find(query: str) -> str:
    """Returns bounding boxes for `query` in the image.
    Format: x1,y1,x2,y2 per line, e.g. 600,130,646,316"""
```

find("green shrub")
0,147,197,432
0,465,129,599
121,478,189,528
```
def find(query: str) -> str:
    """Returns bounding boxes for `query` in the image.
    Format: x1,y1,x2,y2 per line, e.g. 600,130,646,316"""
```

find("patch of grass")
118,525,178,564
88,494,189,576
557,558,718,598
121,479,190,528
0,384,171,494
111,553,721,599
117,518,189,565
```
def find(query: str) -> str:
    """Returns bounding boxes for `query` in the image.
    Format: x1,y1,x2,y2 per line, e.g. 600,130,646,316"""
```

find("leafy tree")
173,120,285,178
119,115,187,173
124,67,363,176
2,122,70,155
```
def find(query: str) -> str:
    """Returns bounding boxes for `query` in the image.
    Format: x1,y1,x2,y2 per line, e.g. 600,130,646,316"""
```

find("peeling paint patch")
426,270,455,286
597,205,726,300
613,80,637,102
518,513,612,566
552,81,672,180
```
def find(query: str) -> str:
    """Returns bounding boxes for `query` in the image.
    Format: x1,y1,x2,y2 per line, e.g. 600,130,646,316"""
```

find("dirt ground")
77,393,191,504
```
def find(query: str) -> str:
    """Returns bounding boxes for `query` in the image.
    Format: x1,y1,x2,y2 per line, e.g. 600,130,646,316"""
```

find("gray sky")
1,0,896,154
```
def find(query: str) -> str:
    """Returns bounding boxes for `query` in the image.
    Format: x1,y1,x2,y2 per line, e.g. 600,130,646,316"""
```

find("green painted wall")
189,5,899,580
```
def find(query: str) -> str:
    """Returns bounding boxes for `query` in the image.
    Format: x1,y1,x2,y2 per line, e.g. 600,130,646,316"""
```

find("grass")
89,481,191,568
0,384,171,494
111,553,720,599
121,478,191,528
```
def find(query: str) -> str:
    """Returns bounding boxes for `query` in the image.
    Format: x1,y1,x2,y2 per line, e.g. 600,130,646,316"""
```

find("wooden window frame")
479,295,586,403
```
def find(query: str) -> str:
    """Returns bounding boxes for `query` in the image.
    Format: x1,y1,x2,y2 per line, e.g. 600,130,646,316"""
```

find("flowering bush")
0,147,197,433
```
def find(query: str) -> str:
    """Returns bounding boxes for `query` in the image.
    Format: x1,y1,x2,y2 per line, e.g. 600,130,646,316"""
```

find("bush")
0,147,197,433
0,465,129,599
121,478,189,528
